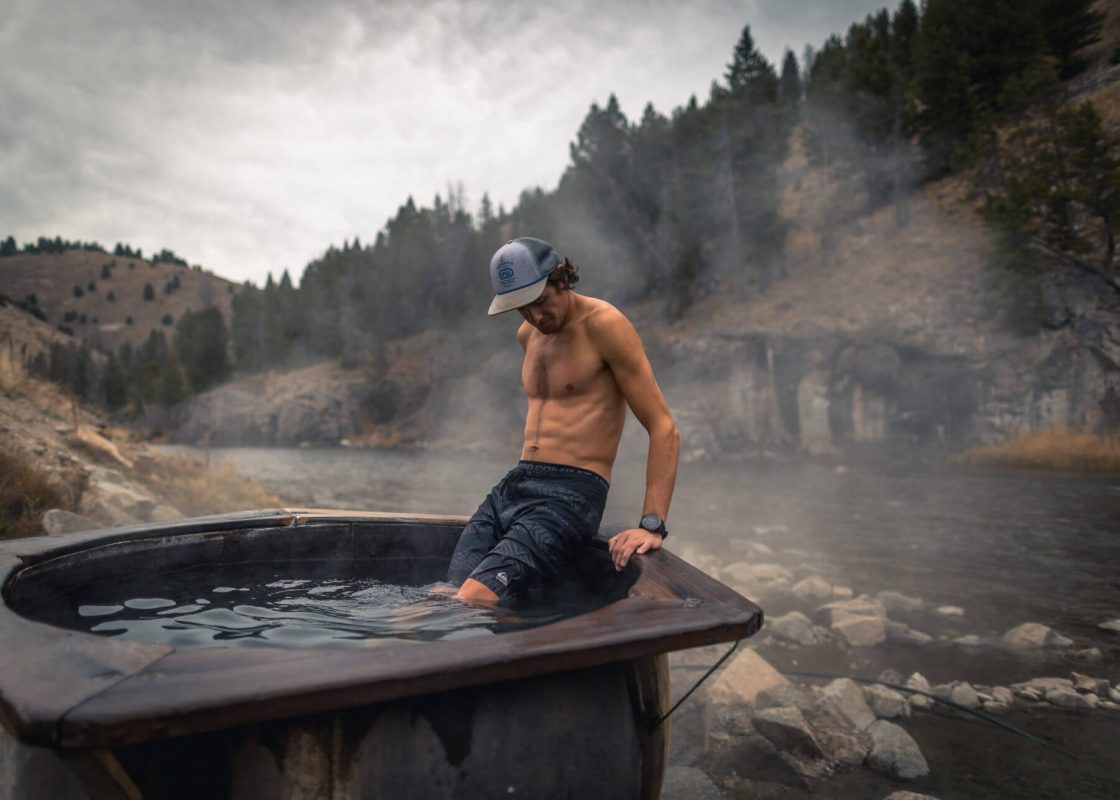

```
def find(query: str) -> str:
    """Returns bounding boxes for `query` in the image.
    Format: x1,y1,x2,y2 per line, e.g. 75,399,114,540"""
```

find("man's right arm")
590,308,680,570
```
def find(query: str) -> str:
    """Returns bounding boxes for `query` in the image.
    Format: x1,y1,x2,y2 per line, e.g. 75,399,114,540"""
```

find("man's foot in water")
424,582,458,600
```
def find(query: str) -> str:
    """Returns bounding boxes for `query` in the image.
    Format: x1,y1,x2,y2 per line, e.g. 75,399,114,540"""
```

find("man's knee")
456,577,500,607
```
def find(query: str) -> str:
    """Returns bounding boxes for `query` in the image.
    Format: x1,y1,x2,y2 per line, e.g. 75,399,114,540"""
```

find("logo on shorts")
496,571,509,586
497,259,516,287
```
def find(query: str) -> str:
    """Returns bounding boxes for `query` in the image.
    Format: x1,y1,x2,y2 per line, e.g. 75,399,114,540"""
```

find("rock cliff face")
173,362,376,447
659,266,1118,459
173,328,526,452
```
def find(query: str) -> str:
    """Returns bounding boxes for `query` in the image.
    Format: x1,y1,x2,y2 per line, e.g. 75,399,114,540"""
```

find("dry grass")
0,450,75,539
957,426,1120,472
136,453,286,517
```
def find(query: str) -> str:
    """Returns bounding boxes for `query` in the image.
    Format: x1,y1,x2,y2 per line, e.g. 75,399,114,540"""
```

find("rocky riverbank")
657,552,1120,799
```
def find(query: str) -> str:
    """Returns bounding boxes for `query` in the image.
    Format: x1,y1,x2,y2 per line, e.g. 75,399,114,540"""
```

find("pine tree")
986,93,1120,272
102,353,127,411
726,26,778,103
1040,0,1104,80
778,49,802,122
175,306,231,392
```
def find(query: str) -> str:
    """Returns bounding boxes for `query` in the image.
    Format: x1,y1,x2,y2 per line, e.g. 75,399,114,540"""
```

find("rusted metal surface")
0,510,762,758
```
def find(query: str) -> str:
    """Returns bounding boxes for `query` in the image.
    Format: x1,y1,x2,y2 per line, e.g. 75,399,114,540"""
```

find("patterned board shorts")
447,460,609,602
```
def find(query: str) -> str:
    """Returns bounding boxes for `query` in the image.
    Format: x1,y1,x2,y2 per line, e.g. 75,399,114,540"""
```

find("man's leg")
447,490,504,586
452,464,607,607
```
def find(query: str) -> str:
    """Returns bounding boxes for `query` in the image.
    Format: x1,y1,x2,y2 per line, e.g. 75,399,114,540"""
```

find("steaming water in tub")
35,562,599,650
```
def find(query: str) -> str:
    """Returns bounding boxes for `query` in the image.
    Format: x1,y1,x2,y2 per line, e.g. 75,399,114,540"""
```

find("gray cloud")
1,0,887,285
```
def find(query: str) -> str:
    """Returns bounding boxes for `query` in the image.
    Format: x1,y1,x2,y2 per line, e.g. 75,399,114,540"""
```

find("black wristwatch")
639,513,668,539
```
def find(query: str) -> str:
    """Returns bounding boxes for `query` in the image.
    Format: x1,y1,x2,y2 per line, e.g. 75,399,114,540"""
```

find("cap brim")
487,276,548,316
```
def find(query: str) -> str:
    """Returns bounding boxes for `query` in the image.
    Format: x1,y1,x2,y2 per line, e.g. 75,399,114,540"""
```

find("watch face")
640,513,663,531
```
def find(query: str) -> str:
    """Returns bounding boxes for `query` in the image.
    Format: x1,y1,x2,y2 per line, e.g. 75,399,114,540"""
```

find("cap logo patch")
497,259,516,287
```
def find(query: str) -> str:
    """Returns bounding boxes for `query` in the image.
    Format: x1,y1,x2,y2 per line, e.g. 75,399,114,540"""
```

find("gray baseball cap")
487,237,560,315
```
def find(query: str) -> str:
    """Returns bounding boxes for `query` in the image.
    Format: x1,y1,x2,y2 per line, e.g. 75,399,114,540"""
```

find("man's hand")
608,528,663,571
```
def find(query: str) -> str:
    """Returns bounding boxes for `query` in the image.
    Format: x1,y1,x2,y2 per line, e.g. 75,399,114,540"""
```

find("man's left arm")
593,310,680,570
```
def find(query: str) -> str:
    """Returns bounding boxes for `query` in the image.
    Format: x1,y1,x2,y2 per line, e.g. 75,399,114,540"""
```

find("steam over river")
161,445,1120,796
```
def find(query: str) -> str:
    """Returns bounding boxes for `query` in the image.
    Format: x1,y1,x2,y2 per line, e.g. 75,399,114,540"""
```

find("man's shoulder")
579,298,643,356
579,296,630,332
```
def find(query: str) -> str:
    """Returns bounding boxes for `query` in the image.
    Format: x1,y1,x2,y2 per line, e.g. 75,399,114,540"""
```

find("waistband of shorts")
515,460,610,491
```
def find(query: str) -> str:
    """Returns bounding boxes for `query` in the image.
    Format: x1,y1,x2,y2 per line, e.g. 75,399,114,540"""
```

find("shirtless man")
447,236,680,606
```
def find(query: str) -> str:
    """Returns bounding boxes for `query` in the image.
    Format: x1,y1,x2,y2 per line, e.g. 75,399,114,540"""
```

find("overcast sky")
2,0,888,286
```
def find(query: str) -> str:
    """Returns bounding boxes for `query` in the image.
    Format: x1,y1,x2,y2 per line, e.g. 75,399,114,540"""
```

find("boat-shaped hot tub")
0,509,762,799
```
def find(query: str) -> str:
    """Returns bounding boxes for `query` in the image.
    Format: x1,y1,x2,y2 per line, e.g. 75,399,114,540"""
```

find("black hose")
648,639,741,733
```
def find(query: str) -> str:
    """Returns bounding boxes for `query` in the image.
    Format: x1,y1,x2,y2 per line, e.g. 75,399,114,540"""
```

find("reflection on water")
60,563,569,649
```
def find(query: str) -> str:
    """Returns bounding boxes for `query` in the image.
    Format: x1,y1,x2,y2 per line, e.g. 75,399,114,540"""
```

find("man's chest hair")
522,331,607,399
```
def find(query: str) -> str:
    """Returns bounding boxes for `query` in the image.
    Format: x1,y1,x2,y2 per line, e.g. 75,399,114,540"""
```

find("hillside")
0,305,284,537
0,249,241,354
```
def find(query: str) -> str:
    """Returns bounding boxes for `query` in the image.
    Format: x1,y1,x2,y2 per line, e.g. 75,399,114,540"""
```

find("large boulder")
905,673,934,711
948,682,980,710
661,766,726,800
831,610,887,647
792,575,833,601
866,720,930,780
41,508,98,535
1045,688,1096,709
698,728,810,789
863,684,910,719
721,563,795,599
991,686,1015,705
1071,672,1110,695
750,707,824,759
877,590,924,613
706,648,788,707
1001,623,1074,650
1011,677,1073,694
755,684,817,713
819,678,876,730
885,621,933,646
768,611,827,646
814,595,888,625
803,703,873,767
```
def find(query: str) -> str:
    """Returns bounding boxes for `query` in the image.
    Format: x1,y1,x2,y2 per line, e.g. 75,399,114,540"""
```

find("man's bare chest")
521,335,607,400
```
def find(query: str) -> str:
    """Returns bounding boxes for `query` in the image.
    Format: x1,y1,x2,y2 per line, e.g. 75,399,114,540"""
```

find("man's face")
518,282,569,334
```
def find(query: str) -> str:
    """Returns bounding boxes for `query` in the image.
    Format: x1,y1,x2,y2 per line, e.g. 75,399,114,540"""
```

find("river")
160,444,1120,797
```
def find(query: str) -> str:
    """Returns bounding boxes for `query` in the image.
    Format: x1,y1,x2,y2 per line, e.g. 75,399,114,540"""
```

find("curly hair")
548,256,580,288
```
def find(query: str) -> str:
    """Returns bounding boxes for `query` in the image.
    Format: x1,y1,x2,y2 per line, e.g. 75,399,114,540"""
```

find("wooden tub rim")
0,508,762,749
